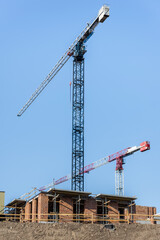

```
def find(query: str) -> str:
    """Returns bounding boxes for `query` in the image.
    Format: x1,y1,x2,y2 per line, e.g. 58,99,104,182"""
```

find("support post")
102,199,104,224
131,200,133,223
15,204,17,221
78,195,80,222
53,193,57,221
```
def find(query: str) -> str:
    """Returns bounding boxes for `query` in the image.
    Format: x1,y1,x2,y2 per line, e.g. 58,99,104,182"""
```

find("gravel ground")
0,222,160,240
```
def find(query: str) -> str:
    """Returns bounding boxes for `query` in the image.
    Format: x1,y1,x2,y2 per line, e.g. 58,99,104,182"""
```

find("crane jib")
17,6,109,116
35,141,150,192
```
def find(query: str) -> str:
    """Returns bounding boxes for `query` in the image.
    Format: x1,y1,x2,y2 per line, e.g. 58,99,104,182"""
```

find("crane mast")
72,43,85,191
17,6,110,191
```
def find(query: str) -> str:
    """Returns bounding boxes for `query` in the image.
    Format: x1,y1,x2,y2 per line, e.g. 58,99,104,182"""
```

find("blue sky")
1,0,160,211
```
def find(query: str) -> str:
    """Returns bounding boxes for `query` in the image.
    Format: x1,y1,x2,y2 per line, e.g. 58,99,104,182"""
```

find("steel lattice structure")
115,169,124,196
72,44,85,191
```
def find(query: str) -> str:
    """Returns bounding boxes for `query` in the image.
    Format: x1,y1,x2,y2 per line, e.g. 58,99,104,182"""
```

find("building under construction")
5,189,156,224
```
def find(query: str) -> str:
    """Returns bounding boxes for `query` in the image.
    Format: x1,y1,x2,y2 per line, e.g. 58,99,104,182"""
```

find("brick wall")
59,197,73,222
25,202,31,221
38,193,48,222
135,205,156,221
108,201,119,217
32,199,37,222
84,198,97,215
84,198,97,222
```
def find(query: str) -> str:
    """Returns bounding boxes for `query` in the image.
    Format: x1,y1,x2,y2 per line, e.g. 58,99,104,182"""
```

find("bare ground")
0,222,160,240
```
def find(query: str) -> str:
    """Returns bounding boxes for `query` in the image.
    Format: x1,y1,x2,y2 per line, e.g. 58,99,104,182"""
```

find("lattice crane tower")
17,6,110,191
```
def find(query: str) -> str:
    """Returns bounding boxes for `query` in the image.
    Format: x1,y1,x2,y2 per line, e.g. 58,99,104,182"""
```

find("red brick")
38,193,48,222
25,202,31,222
32,199,37,222
135,205,156,222
59,197,73,222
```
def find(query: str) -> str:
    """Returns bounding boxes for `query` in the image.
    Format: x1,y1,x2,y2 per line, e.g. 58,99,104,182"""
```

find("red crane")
37,141,150,196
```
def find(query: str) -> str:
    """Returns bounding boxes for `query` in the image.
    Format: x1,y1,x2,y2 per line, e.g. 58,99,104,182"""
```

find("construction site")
1,1,160,240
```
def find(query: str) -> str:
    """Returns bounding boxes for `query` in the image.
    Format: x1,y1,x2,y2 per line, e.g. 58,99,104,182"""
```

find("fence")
0,212,159,224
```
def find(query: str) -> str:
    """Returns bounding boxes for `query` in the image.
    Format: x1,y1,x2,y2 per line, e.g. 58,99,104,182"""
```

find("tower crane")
17,6,110,191
37,141,150,196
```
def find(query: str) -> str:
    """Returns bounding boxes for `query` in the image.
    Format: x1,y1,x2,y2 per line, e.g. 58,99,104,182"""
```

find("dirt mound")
0,222,160,240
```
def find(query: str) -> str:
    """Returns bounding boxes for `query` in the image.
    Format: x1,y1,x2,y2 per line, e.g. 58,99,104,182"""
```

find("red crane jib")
108,148,129,162
37,141,150,192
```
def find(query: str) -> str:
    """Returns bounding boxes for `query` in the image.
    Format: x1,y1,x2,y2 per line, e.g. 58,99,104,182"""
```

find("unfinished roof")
95,194,137,201
47,188,91,197
6,199,26,208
